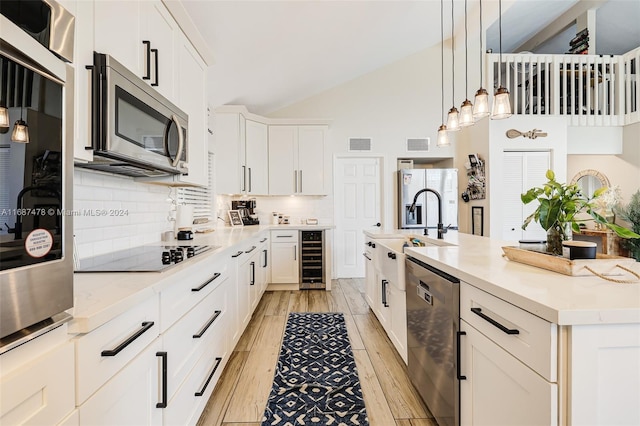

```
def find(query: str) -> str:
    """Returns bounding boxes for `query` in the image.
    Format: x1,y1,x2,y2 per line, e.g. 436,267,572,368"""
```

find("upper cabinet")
214,110,269,195
71,0,209,186
268,125,326,196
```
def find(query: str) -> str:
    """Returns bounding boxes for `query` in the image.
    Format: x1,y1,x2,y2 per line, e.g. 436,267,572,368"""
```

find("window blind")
176,153,214,223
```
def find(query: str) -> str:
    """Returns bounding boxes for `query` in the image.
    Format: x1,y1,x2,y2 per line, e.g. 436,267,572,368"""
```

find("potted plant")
521,170,639,255
616,190,640,261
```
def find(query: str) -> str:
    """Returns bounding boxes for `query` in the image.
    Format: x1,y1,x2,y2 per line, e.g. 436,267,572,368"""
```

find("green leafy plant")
521,170,639,242
616,190,640,261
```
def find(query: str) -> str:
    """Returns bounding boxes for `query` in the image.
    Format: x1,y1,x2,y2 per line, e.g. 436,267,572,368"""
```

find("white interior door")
334,157,382,278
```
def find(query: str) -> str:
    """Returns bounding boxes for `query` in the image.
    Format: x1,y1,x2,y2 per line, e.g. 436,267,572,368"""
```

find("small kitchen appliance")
231,199,259,225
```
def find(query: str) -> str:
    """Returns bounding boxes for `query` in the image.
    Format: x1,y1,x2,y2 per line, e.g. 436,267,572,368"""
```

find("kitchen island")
365,229,640,426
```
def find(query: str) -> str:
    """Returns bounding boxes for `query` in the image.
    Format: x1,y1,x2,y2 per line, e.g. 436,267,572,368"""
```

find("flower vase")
546,223,572,256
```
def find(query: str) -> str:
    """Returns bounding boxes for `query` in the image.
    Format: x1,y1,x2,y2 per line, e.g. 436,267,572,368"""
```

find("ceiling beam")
513,0,607,53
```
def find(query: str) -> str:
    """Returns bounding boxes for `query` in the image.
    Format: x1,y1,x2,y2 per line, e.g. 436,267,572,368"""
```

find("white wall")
73,169,173,259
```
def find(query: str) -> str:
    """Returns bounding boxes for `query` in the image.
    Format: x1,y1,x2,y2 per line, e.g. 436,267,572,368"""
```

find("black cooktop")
76,244,216,272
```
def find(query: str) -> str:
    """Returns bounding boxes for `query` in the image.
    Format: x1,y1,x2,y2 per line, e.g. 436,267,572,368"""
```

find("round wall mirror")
570,169,610,198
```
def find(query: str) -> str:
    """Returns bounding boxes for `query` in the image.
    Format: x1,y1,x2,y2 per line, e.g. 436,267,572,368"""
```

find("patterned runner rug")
261,312,369,426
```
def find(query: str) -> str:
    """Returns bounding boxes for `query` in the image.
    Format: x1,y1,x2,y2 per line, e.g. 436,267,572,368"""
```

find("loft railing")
487,47,639,126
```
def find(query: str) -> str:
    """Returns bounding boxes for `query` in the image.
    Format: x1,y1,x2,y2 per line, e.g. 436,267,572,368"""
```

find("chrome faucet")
409,187,446,239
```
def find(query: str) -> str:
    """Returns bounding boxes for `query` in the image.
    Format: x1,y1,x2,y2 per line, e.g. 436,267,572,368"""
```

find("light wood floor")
197,278,436,426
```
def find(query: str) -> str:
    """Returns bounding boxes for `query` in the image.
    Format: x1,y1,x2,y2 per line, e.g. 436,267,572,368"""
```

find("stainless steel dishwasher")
405,255,461,426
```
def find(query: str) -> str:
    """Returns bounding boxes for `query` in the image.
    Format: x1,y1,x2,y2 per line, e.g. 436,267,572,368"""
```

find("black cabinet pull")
101,321,155,356
151,48,159,86
191,273,221,292
381,280,389,307
372,243,376,248
241,165,246,191
245,246,256,253
142,40,151,80
250,261,255,285
193,310,222,338
470,307,520,335
387,252,396,259
367,241,372,247
260,238,267,243
456,331,467,380
231,251,244,258
263,249,268,267
195,357,222,397
363,253,372,261
156,351,168,408
85,64,98,151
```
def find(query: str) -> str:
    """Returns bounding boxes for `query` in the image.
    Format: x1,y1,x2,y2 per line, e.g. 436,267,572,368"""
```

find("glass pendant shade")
11,119,29,143
0,106,9,129
473,88,490,118
446,107,460,131
459,99,475,127
491,86,512,119
436,124,449,147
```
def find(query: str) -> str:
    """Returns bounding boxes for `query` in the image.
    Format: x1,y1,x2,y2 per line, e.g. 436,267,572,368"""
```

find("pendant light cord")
464,0,468,99
441,0,445,122
451,0,455,103
498,0,503,87
479,0,483,87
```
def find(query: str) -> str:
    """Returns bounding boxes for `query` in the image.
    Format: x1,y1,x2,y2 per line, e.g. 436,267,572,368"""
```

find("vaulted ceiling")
180,0,640,115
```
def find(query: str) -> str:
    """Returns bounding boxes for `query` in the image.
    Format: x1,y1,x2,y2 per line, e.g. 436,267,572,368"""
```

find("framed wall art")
472,206,484,236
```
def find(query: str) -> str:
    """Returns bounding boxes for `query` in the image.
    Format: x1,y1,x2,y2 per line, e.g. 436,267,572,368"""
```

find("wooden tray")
501,246,637,277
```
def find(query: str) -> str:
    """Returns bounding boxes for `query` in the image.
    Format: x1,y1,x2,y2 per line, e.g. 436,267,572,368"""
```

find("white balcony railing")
487,47,639,126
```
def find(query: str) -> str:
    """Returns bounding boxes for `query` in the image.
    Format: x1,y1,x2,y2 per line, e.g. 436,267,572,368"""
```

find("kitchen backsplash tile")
74,169,173,259
217,195,334,226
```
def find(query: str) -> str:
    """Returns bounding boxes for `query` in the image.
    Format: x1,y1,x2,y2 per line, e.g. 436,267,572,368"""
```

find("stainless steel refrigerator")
398,169,458,230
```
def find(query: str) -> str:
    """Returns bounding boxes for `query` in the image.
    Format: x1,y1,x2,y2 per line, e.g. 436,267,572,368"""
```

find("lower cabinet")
375,275,391,331
270,230,299,283
387,282,408,364
78,339,164,425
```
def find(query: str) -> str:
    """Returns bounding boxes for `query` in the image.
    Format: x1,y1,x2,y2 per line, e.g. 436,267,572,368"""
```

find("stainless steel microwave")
77,52,188,178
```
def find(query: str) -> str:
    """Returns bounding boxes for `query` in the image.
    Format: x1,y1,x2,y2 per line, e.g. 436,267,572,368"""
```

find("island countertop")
365,229,640,326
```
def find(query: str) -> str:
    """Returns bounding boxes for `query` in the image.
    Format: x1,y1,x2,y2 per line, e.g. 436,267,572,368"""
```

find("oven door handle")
167,114,184,167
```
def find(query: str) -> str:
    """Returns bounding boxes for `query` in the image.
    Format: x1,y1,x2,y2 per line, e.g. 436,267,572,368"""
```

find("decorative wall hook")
506,129,548,139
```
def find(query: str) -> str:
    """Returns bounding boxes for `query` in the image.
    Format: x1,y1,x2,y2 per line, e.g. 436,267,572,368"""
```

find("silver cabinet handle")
167,114,184,167
294,170,298,193
299,170,302,193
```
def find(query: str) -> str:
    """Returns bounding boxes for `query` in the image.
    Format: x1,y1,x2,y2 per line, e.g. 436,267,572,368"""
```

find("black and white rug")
261,312,369,426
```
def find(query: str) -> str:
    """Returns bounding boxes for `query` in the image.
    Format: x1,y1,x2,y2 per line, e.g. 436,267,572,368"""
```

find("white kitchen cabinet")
0,341,75,426
375,274,392,331
460,319,557,426
363,237,378,308
268,125,327,195
270,230,300,283
78,338,164,425
387,282,407,364
215,112,268,195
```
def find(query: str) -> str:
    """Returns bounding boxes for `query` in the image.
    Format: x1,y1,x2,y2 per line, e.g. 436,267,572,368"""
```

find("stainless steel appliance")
405,255,461,426
231,199,259,225
0,2,74,343
76,244,216,273
299,230,324,289
398,169,458,231
76,52,188,178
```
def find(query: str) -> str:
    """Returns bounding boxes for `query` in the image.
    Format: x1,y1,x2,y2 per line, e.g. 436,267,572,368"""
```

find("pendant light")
459,0,474,127
446,0,460,132
437,0,449,147
0,105,8,131
491,0,512,119
473,0,490,118
0,58,9,132
11,106,29,143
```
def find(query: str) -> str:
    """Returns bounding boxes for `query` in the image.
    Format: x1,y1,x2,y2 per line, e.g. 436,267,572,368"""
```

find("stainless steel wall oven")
0,1,74,346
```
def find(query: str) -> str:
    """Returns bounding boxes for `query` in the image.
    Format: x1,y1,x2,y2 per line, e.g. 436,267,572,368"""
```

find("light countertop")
365,229,640,326
69,225,333,333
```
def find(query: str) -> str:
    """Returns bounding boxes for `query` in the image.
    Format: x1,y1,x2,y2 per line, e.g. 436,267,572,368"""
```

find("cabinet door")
297,126,326,195
236,252,252,330
140,1,176,100
175,36,208,186
364,252,376,308
93,1,141,78
271,242,299,283
215,113,243,194
268,126,297,195
388,284,408,364
245,120,269,195
460,320,557,426
79,340,163,426
375,275,391,331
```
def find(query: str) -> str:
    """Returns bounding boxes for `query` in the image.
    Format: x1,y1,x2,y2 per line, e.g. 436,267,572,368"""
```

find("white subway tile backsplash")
73,169,173,259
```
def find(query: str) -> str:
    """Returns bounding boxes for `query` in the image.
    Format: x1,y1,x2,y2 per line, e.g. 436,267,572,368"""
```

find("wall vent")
406,138,430,152
348,138,372,152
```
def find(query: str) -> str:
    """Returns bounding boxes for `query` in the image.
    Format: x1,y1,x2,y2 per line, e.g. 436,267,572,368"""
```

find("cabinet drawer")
75,295,160,405
461,283,557,382
1,342,75,426
271,229,299,241
160,259,228,332
163,277,228,400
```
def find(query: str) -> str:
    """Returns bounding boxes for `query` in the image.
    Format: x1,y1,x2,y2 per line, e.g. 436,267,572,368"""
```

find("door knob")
374,222,381,227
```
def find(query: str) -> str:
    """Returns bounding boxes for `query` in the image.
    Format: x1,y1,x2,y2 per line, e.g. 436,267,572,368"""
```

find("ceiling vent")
348,138,372,152
406,138,430,152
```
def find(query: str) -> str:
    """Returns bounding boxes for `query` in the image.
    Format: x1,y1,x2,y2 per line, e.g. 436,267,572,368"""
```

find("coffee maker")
231,199,260,225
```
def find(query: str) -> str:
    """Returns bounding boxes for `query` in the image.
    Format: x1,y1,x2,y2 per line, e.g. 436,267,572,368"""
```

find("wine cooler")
299,230,325,289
